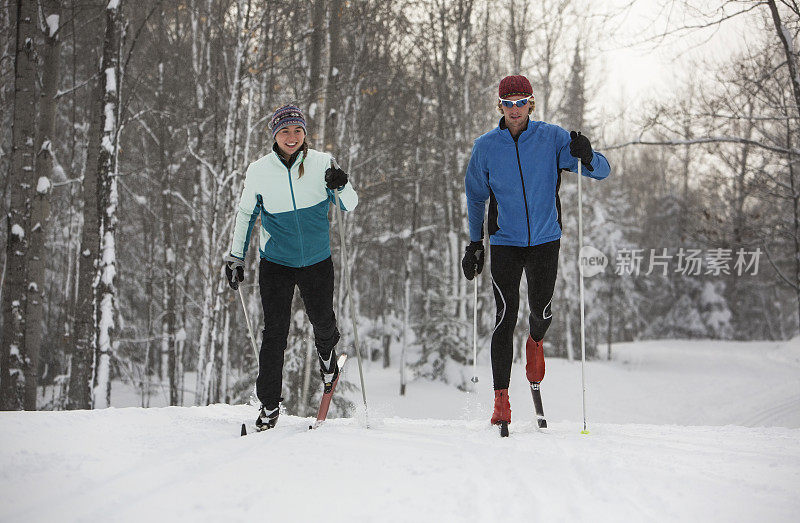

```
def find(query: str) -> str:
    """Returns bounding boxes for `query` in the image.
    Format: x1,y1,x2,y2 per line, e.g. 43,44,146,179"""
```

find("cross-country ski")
530,382,547,429
310,353,348,430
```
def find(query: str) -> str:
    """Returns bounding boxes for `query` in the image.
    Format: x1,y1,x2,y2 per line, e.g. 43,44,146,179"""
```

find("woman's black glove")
461,241,485,280
223,254,245,290
325,166,348,190
569,131,594,171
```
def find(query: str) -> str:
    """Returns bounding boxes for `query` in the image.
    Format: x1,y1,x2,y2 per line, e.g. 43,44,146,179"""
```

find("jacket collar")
272,142,302,169
497,117,536,143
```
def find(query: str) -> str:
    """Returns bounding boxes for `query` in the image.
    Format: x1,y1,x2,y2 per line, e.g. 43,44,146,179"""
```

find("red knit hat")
498,75,533,98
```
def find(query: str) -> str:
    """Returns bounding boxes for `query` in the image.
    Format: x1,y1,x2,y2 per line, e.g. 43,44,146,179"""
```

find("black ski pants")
257,257,339,409
490,240,560,390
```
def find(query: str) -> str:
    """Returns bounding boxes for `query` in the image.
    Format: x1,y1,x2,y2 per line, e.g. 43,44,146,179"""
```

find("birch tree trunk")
67,0,121,410
1,0,36,410
401,180,420,396
190,0,212,405
323,0,342,152
507,0,530,73
155,10,178,405
92,0,122,408
68,35,101,409
307,0,326,134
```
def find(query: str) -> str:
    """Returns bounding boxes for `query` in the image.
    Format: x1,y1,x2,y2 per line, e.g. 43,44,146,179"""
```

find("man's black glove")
569,131,594,172
461,241,485,280
223,254,245,290
325,166,348,190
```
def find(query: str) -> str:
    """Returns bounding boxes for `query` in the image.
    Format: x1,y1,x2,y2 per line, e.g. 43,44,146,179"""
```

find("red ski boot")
525,336,546,383
491,389,511,437
491,389,511,424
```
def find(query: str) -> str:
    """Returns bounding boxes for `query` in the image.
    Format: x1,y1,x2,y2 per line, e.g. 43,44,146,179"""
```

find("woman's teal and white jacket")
229,148,358,268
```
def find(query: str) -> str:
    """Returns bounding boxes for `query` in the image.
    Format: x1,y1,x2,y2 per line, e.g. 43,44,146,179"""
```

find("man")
462,75,611,429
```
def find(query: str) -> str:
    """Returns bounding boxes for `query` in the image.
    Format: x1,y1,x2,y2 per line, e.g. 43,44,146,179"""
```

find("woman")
224,103,358,430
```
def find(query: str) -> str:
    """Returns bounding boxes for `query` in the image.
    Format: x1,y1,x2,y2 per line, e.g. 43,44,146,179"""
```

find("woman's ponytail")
298,141,309,177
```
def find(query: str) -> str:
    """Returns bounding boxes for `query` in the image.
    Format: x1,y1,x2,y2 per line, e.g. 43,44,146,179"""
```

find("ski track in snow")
3,339,800,522
742,394,800,427
1,409,798,522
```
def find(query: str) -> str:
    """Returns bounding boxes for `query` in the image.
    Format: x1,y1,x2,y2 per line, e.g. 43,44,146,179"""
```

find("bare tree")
68,0,122,409
23,0,62,410
1,0,37,410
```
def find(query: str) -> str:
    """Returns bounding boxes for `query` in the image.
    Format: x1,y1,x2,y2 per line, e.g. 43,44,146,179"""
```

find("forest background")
1,0,798,413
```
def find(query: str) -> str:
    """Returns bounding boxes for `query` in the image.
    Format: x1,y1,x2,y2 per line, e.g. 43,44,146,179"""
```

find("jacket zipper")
285,164,306,265
513,138,532,246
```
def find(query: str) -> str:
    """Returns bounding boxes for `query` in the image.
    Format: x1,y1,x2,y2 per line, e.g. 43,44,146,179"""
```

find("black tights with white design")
490,240,560,390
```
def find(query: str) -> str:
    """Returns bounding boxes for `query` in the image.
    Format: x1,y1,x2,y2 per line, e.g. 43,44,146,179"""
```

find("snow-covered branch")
55,73,98,100
605,136,799,156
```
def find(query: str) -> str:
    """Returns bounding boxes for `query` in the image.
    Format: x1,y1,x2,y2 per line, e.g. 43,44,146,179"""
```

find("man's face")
499,94,532,126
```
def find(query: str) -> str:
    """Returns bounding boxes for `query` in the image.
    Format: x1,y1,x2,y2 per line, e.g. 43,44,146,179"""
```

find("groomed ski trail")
1,406,798,522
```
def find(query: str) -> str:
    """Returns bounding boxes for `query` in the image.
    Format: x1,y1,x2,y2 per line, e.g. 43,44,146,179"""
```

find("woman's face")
275,125,305,156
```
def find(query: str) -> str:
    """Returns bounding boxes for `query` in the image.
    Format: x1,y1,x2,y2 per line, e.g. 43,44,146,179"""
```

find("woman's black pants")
256,257,339,409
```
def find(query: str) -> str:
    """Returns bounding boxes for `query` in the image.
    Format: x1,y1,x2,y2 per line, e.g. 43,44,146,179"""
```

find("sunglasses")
499,96,533,108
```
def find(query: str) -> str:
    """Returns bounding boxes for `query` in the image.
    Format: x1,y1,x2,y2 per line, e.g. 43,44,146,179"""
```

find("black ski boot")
318,350,340,394
256,405,279,431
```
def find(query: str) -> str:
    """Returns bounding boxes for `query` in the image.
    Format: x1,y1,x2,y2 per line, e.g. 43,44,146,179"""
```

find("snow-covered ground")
3,339,800,522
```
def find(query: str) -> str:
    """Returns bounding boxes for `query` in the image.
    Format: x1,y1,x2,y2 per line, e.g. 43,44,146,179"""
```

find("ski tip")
538,419,548,429
499,421,509,437
240,423,247,437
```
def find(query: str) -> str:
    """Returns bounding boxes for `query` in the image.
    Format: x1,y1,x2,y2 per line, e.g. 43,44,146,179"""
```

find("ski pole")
578,160,589,435
331,158,369,414
238,284,261,404
471,275,478,384
238,285,260,361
